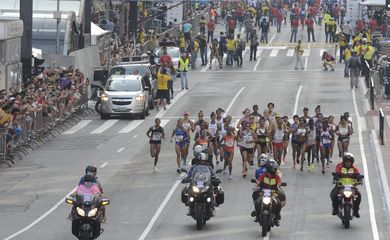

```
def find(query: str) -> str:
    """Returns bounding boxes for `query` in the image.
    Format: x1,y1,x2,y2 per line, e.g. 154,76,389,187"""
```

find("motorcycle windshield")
191,165,212,183
76,183,101,195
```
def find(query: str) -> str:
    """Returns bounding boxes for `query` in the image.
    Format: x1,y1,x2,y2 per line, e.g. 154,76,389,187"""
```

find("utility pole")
83,0,91,48
20,0,32,82
54,0,61,54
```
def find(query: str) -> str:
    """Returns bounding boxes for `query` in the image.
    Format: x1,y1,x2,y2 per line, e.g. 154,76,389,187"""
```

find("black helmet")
266,160,278,175
342,152,354,164
83,173,95,183
85,165,97,177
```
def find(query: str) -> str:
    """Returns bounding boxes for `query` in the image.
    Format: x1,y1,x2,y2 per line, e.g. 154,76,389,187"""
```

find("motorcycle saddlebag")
215,186,224,205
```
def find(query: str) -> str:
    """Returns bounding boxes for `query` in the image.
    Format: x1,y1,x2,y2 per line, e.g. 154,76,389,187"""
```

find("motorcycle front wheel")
261,214,270,237
196,205,203,230
344,205,351,228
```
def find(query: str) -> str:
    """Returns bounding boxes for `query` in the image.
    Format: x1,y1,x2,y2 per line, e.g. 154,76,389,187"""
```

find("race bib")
152,132,162,141
175,135,184,142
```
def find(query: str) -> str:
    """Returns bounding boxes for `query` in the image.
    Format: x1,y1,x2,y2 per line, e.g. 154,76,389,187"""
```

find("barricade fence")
379,108,384,145
0,88,93,168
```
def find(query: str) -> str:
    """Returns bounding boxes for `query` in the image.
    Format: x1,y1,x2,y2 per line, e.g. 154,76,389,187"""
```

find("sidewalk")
360,77,390,214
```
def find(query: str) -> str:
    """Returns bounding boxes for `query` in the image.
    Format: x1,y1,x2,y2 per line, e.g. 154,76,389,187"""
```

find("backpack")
239,39,246,50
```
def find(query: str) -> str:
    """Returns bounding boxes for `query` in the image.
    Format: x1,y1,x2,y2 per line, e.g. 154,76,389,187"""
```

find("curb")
369,129,390,216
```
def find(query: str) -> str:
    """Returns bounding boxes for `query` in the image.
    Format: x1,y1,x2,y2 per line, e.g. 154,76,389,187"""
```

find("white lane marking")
286,49,295,57
359,116,367,131
269,49,279,57
386,116,390,130
155,89,188,119
256,49,263,58
258,46,287,50
302,49,310,57
304,57,308,71
293,85,303,115
133,135,139,138
225,87,246,114
234,119,240,130
116,147,125,153
62,120,92,134
160,119,170,127
137,179,182,240
90,119,118,134
352,90,380,240
253,50,263,72
3,186,78,240
370,129,390,214
100,162,108,168
320,49,326,56
118,120,143,133
268,32,276,44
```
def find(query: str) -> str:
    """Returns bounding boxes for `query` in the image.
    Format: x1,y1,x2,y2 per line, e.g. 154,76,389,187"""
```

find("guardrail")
379,108,385,145
0,89,93,168
370,77,375,110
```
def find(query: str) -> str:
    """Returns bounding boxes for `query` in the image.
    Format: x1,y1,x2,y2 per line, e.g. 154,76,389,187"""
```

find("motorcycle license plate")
197,181,204,188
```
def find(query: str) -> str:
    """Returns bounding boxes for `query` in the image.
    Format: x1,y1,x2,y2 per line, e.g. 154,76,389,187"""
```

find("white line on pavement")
225,87,246,114
100,162,108,168
352,90,380,240
253,50,263,71
63,120,92,134
293,85,302,115
90,119,119,134
286,49,295,57
133,135,139,138
137,179,182,240
118,120,143,134
3,186,78,240
160,119,170,127
304,57,308,71
116,147,125,153
302,49,310,57
269,49,278,57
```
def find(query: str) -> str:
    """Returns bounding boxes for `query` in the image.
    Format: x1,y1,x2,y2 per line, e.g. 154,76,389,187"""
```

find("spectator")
156,67,171,111
322,51,335,71
259,17,270,44
249,29,259,61
199,15,207,35
182,21,193,46
305,15,315,42
179,53,190,90
198,33,208,66
295,40,305,70
290,15,299,43
190,37,200,69
207,19,215,44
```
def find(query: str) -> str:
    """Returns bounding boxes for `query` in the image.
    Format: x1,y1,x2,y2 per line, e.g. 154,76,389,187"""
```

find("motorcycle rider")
253,160,286,225
78,165,103,193
330,152,362,217
255,154,270,179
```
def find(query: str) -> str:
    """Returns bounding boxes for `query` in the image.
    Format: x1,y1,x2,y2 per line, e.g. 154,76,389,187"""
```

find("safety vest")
227,39,235,51
339,167,356,185
179,37,185,48
179,58,189,71
363,46,375,60
263,176,277,186
353,45,362,56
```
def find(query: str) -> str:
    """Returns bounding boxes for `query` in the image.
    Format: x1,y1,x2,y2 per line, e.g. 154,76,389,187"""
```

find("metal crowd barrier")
0,90,93,168
379,108,385,145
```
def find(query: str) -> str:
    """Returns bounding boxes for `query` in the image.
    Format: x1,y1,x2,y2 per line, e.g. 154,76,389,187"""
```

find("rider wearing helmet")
330,152,362,217
79,165,103,193
191,145,205,165
253,160,286,225
187,153,217,179
255,154,269,179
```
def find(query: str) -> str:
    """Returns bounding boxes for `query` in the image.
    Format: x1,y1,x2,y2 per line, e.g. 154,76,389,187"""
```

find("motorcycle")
90,82,104,115
181,165,224,230
251,179,287,237
332,172,364,228
66,183,110,240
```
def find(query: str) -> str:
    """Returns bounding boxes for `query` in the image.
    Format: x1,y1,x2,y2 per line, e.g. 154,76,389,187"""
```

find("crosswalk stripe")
91,119,119,134
118,120,143,133
303,49,310,57
269,49,279,57
286,49,295,57
160,119,170,128
63,120,92,134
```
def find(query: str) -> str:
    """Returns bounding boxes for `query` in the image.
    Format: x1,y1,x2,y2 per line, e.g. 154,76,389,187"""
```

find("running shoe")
223,170,227,175
154,167,159,172
243,172,247,178
229,175,233,180
311,164,315,171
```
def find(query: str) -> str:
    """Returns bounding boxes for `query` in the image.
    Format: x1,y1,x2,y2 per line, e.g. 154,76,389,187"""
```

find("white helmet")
194,145,203,157
258,154,269,167
198,153,208,162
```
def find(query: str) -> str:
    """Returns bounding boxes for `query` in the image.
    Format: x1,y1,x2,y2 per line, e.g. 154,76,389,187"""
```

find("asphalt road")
0,22,389,240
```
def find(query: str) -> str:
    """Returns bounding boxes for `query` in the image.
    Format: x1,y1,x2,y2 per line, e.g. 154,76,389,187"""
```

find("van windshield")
106,79,141,91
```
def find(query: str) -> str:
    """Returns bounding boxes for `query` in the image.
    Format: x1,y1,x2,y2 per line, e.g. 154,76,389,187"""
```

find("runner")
171,119,190,173
236,108,251,129
146,118,165,171
291,115,299,169
282,115,291,164
238,121,257,177
295,117,307,171
182,111,195,165
306,118,316,171
271,118,287,166
208,112,222,166
220,116,233,169
336,115,352,157
220,126,235,180
256,117,269,155
328,115,337,162
320,119,333,174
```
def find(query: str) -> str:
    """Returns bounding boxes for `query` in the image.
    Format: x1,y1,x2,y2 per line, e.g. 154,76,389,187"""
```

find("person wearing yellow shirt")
338,32,347,63
179,32,186,53
179,53,190,90
226,35,235,67
327,18,336,43
361,39,376,86
191,38,200,69
156,67,171,111
343,44,352,77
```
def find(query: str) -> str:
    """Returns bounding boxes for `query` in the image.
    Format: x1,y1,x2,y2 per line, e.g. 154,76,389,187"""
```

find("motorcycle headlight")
88,208,97,217
343,190,353,198
262,197,271,205
101,95,109,101
76,207,85,217
192,186,200,193
135,95,144,101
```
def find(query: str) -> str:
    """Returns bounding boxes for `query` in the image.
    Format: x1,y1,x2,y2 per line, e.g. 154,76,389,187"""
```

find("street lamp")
53,0,61,54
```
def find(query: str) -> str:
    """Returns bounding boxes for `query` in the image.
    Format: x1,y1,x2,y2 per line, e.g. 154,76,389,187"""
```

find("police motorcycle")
66,182,110,240
332,172,364,228
181,153,224,229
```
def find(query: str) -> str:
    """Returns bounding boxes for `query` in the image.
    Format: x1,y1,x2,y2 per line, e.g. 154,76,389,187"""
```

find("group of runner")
147,103,354,177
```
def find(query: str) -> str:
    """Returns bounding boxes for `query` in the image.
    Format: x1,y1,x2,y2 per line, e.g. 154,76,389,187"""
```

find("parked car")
154,46,181,69
110,61,156,109
99,75,150,119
